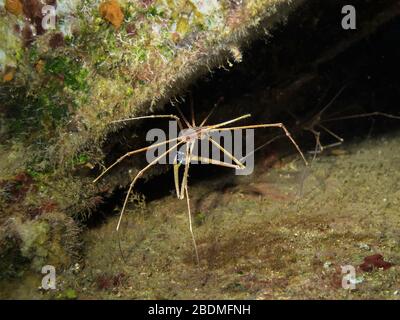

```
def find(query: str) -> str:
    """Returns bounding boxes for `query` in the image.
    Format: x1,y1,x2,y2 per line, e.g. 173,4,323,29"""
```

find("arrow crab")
94,101,308,264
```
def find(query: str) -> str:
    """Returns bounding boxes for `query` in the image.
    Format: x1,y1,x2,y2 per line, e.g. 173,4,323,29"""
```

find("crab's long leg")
189,93,196,127
173,160,182,199
207,114,251,130
112,114,184,131
200,96,225,126
200,102,220,127
190,156,243,169
200,105,217,127
184,184,199,265
175,104,192,128
316,85,347,118
93,137,180,183
172,143,191,199
307,124,344,158
308,128,322,161
177,145,188,200
116,141,185,231
239,134,285,163
178,142,200,265
179,142,195,199
208,137,245,169
321,112,400,123
210,123,308,166
317,124,344,144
